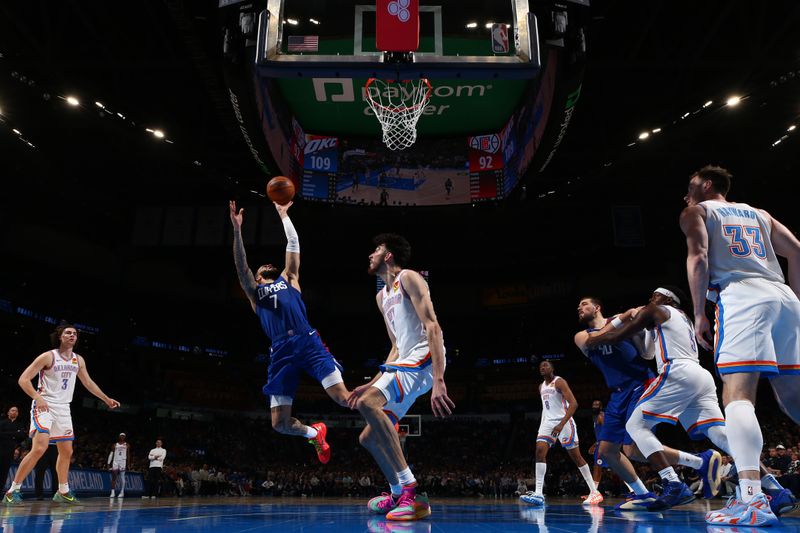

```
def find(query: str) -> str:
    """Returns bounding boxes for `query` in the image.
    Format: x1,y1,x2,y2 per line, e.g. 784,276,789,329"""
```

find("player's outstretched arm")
18,352,55,411
275,201,301,290
585,304,660,347
402,271,455,417
552,378,579,436
680,205,713,350
767,211,800,298
229,201,258,311
76,356,120,409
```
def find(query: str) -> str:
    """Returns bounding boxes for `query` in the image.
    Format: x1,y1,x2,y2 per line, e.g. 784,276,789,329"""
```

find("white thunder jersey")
645,305,700,374
702,200,784,288
36,350,80,405
380,270,432,370
113,443,128,466
540,377,568,422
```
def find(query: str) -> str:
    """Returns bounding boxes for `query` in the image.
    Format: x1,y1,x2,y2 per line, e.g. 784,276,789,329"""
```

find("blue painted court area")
1,498,799,532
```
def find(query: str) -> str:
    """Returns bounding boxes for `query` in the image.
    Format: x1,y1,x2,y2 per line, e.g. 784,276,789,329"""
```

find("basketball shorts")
633,359,725,439
711,278,800,376
112,461,127,472
599,382,646,445
593,446,605,467
29,402,74,442
373,367,433,426
263,329,344,407
537,417,579,449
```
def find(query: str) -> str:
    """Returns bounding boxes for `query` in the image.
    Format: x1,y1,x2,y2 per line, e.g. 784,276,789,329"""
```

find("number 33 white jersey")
702,200,783,288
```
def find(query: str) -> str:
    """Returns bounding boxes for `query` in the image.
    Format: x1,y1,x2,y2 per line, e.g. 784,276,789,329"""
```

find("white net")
365,78,432,151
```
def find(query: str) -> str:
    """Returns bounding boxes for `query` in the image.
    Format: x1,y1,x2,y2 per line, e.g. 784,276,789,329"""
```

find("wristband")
610,317,624,329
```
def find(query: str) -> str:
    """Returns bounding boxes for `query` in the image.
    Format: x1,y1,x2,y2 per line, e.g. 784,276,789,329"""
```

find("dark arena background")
1,1,800,531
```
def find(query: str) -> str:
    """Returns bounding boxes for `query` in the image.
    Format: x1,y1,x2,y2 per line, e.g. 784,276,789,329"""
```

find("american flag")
288,35,319,52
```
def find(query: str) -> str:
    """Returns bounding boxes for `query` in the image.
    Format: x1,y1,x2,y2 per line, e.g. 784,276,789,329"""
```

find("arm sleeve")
282,217,299,253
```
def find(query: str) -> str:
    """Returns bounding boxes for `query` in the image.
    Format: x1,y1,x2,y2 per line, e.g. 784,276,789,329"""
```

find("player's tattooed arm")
229,201,258,312
585,305,657,347
766,210,800,298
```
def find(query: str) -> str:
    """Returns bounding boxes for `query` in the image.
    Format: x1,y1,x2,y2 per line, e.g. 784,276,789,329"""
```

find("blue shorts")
598,383,645,445
593,446,605,467
262,329,343,399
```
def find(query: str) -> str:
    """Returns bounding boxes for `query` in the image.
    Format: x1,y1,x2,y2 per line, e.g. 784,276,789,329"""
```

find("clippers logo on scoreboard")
303,135,339,172
468,134,504,172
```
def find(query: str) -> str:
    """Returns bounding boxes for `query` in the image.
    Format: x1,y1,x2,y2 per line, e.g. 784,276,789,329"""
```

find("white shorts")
537,417,579,449
633,359,724,439
711,278,800,376
30,402,74,442
112,462,127,472
373,368,433,427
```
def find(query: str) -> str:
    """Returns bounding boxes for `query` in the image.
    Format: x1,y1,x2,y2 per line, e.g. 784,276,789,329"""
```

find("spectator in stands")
768,445,791,476
720,455,737,497
0,406,25,492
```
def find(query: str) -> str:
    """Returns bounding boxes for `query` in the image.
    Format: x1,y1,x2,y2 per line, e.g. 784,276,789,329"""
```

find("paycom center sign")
275,77,527,137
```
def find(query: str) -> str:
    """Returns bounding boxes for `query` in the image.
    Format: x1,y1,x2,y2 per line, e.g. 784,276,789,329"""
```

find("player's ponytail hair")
373,233,411,268
50,323,78,348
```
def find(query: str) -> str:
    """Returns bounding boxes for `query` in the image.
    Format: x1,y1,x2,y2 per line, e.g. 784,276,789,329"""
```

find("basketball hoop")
365,78,432,151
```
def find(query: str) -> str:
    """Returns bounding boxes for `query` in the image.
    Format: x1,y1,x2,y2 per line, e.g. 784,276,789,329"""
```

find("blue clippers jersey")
584,329,654,389
255,277,312,341
593,413,603,441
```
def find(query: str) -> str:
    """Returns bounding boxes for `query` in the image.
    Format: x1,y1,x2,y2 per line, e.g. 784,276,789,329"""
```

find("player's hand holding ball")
267,176,295,206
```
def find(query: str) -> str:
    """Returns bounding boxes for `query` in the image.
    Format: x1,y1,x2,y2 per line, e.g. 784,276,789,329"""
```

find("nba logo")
491,24,509,54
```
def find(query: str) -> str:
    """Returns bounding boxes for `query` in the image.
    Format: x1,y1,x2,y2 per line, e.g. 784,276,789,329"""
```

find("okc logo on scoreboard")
303,135,339,172
387,0,411,22
469,134,501,154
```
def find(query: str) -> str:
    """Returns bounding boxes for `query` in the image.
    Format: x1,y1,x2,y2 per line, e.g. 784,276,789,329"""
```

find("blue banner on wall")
7,466,145,496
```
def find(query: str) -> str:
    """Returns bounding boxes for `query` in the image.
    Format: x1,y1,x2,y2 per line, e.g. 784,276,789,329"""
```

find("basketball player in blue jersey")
587,400,607,492
574,297,661,510
4,324,120,506
681,165,800,525
584,286,730,511
229,200,350,464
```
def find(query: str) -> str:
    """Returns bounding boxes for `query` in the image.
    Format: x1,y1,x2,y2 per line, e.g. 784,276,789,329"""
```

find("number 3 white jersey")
380,270,435,370
540,377,568,422
36,350,81,405
645,305,700,375
702,200,784,288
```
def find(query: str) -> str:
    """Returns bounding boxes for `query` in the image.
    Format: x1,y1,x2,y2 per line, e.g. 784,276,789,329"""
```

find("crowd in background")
2,402,798,499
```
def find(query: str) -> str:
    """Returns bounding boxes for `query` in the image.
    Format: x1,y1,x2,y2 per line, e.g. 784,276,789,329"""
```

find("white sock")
594,480,600,489
658,466,680,483
397,467,416,487
535,463,546,494
304,426,318,439
677,451,703,470
389,483,402,496
8,482,22,492
578,464,596,493
761,474,783,491
630,478,648,496
725,401,762,473
739,479,762,503
59,483,70,494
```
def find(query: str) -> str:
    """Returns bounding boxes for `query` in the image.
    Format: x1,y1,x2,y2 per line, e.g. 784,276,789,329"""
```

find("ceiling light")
152,129,165,139
726,96,741,107
66,96,80,106
485,22,494,29
465,22,478,29
652,128,661,133
703,100,712,108
95,101,105,108
309,18,320,25
12,128,21,135
638,131,650,140
287,18,298,25
788,125,796,131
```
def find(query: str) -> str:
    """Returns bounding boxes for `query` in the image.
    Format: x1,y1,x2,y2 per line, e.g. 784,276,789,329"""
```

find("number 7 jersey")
701,200,784,287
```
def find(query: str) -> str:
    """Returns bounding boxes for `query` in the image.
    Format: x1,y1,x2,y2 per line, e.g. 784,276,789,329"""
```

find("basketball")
266,176,295,205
